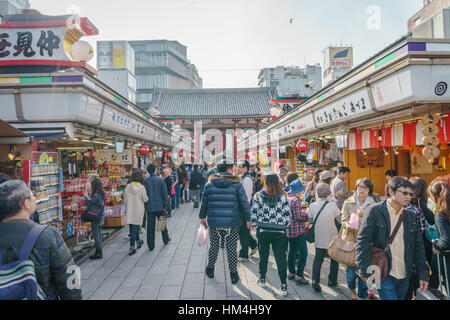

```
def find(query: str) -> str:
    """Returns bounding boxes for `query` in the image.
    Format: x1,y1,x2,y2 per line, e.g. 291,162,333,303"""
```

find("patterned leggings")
207,226,239,274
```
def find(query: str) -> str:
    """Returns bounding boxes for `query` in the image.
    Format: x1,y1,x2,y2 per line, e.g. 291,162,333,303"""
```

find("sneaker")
237,257,249,262
257,278,266,288
280,284,288,297
328,280,338,287
295,276,309,285
250,247,258,256
125,234,130,240
139,228,145,235
129,248,136,256
205,267,214,279
137,240,144,249
288,273,296,280
367,289,377,300
230,272,240,284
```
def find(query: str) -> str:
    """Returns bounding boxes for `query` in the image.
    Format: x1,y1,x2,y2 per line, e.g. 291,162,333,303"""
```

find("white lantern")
71,40,94,62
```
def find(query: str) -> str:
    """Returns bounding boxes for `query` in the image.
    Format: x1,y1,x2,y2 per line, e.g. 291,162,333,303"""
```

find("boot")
230,272,240,284
89,249,103,260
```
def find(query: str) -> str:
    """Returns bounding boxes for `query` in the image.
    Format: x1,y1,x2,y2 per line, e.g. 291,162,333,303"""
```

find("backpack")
0,225,48,300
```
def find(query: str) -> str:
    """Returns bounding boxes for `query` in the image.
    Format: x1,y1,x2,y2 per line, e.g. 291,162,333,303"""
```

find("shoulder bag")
327,228,356,267
306,201,329,244
370,212,404,283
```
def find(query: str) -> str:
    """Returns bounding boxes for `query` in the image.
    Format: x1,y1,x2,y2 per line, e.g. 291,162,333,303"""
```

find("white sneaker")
280,284,288,297
257,278,266,288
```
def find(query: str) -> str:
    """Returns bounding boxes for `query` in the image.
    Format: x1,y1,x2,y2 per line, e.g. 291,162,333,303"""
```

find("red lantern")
296,140,308,152
165,152,172,158
179,151,183,157
139,145,150,155
91,151,96,158
267,149,272,157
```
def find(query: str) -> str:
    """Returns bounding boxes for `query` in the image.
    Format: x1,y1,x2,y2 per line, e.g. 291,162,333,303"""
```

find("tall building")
97,41,137,104
0,0,29,17
129,40,203,111
257,65,322,97
322,46,354,87
408,0,450,38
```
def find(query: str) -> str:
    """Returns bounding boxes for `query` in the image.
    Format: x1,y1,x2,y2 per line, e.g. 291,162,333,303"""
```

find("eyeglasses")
397,190,415,198
357,185,369,191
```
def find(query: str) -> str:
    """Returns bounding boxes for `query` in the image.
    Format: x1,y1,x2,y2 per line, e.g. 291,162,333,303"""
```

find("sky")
31,0,423,89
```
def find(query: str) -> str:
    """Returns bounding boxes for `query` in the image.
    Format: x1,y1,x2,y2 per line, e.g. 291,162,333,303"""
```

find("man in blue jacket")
199,160,251,284
144,164,171,251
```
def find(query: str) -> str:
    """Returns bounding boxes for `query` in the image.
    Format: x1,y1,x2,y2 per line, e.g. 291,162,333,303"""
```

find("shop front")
244,37,450,197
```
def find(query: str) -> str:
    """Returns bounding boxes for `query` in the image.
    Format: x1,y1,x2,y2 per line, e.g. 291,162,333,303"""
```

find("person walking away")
251,174,291,296
179,164,188,204
254,172,264,194
189,164,203,208
200,161,251,285
125,171,148,256
305,169,322,205
341,178,375,300
286,180,310,285
171,164,180,210
237,160,258,262
162,166,173,217
356,177,429,300
85,178,105,260
0,180,82,299
144,164,171,251
308,183,341,292
330,166,352,211
428,180,450,296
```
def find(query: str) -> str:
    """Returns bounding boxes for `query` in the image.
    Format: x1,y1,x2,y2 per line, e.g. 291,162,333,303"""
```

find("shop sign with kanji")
0,28,67,61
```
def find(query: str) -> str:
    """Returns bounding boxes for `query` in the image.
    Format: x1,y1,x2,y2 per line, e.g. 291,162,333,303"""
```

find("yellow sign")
39,153,49,165
113,48,126,68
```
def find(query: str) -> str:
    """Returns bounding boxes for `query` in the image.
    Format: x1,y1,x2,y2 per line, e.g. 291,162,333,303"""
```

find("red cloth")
381,127,392,148
438,116,450,144
370,129,379,148
403,122,417,146
355,131,362,150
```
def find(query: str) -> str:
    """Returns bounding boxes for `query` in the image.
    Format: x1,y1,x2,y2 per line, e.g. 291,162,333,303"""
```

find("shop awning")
0,119,32,144
9,122,75,140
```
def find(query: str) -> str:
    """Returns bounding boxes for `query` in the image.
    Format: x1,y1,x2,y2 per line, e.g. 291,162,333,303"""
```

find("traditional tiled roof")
149,87,277,118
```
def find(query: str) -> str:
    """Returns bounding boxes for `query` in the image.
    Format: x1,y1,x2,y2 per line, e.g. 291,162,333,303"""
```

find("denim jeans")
129,224,141,247
238,223,257,259
91,225,102,252
190,189,201,205
257,229,288,285
346,266,368,298
171,194,176,210
312,248,339,285
288,234,308,277
174,184,181,208
378,275,409,300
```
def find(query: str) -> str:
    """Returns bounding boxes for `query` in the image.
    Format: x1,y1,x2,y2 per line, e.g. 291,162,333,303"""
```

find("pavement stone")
79,202,351,300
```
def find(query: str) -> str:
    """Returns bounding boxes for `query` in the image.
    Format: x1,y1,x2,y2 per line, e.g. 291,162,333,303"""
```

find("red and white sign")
139,145,150,155
296,140,308,152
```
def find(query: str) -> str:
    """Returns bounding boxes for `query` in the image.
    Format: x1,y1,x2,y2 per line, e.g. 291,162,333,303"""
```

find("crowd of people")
0,160,449,301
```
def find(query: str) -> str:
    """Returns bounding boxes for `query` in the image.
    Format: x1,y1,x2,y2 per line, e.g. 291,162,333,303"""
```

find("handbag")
81,195,104,224
306,201,329,243
425,221,439,242
327,229,356,267
370,212,404,283
156,215,167,232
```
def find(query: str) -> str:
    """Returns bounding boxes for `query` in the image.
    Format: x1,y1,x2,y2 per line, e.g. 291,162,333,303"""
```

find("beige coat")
124,183,149,226
341,196,375,243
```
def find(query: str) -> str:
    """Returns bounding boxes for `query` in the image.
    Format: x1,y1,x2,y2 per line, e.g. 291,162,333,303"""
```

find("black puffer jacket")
199,173,250,228
189,170,203,190
356,201,429,282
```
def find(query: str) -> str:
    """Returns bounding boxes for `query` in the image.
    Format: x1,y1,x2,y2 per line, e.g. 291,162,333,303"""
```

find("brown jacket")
341,196,376,243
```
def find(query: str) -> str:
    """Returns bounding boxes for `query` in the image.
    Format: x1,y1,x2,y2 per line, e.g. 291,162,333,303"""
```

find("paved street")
79,202,353,300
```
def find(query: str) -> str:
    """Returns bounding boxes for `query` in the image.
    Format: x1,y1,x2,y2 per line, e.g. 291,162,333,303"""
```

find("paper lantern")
423,146,440,160
422,135,440,147
164,152,172,158
139,145,150,155
179,151,184,157
267,149,272,157
421,114,439,125
71,40,94,62
296,140,308,152
422,124,440,136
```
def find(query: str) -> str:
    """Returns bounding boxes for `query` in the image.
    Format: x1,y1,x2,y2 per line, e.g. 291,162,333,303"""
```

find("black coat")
356,201,429,282
189,170,202,190
433,213,450,253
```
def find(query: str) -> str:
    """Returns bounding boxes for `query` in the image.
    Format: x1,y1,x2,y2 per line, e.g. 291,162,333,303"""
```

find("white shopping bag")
197,224,208,247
